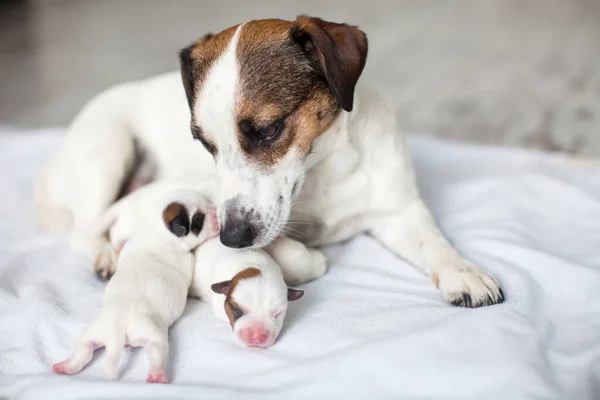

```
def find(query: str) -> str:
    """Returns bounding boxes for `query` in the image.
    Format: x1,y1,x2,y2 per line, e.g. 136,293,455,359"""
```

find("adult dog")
35,16,503,307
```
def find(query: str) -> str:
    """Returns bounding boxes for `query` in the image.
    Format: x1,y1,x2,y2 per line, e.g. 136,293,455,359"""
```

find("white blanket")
1,128,599,400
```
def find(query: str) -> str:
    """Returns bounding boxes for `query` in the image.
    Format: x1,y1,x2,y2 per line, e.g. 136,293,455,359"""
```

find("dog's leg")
52,342,99,375
265,236,327,286
145,342,169,384
37,83,139,260
370,198,504,308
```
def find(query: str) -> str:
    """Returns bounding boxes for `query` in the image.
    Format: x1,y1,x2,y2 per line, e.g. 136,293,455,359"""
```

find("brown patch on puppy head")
162,202,190,237
234,19,343,167
211,267,262,327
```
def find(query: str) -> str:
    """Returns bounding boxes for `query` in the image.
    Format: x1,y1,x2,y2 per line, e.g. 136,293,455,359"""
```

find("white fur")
191,26,303,245
52,190,218,382
36,39,502,306
93,179,217,278
190,238,305,348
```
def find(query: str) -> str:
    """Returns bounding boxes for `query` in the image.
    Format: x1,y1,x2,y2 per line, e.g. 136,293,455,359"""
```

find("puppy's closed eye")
228,302,244,321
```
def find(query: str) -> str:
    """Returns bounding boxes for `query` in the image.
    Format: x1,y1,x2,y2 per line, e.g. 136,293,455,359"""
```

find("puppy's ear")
287,287,304,301
211,280,232,295
179,33,214,108
290,15,368,112
163,202,190,237
190,212,206,235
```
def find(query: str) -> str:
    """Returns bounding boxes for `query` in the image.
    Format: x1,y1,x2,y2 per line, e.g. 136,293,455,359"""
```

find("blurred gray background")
1,0,599,156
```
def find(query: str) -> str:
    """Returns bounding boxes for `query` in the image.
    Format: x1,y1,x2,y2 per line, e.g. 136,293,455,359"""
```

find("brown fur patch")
224,267,262,327
162,202,184,226
234,19,340,167
180,17,366,168
291,16,368,112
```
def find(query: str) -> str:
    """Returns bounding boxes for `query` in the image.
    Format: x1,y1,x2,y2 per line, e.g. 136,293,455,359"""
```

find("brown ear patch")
163,202,190,237
211,280,231,294
222,267,261,327
290,15,368,112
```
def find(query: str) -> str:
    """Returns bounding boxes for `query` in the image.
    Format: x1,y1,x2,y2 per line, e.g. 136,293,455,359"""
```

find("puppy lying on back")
93,179,216,280
53,189,219,383
190,238,305,349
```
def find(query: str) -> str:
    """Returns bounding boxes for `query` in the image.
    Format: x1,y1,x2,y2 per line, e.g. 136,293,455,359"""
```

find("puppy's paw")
435,261,504,308
308,249,328,280
146,367,168,384
52,361,74,375
94,244,118,281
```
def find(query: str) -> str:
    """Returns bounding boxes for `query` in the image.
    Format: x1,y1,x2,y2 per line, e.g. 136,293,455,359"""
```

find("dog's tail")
103,322,126,380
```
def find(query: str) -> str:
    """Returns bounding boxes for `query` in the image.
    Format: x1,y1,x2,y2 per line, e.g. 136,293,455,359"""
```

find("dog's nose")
239,324,270,348
220,216,255,248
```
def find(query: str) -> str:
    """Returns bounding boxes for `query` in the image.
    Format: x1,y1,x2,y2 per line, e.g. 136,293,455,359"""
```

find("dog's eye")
259,120,283,140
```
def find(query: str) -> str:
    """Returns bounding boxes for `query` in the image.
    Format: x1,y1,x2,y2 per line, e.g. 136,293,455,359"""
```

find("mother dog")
36,16,503,308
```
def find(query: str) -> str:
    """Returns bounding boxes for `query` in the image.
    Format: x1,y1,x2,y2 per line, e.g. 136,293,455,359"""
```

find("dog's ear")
179,33,214,108
163,202,190,237
211,280,232,295
190,211,206,235
287,287,304,301
290,15,368,112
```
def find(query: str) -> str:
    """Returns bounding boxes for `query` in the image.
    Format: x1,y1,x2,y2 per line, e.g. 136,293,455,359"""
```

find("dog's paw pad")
438,263,504,308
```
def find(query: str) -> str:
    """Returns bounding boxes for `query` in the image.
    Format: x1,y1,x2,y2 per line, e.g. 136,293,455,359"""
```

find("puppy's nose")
239,324,270,348
220,216,255,248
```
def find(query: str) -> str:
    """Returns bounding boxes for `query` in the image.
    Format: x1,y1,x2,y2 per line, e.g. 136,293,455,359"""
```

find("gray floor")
1,0,600,156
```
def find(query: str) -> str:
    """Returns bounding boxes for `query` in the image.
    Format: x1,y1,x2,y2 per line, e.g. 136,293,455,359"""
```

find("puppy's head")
179,16,368,248
211,267,304,349
160,190,220,249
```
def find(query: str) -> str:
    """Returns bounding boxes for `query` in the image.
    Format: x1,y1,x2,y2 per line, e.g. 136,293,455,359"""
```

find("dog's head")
160,190,220,249
211,267,304,348
179,16,368,248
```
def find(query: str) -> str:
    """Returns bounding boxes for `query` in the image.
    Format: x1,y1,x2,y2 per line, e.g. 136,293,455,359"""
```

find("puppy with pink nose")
52,189,219,383
191,238,304,349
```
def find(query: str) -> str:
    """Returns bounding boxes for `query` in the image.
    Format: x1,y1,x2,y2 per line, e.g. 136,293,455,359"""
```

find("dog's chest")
288,152,373,244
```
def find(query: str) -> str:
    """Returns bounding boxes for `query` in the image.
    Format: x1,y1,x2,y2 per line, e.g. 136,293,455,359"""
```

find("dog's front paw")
94,244,118,281
308,249,328,280
435,262,504,308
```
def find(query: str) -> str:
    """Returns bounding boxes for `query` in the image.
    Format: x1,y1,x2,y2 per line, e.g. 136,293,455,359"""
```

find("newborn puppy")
94,179,216,279
53,189,219,383
191,238,304,349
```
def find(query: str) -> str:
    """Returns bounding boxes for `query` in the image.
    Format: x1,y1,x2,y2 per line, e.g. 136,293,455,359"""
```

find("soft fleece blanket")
1,128,599,399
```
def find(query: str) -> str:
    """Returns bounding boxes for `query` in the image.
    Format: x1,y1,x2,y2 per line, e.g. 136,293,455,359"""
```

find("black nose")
220,217,255,248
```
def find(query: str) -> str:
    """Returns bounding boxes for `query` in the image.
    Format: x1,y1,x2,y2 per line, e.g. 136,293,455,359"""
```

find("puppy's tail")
103,323,126,380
